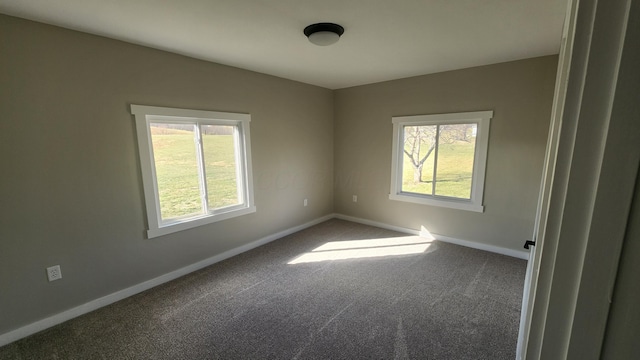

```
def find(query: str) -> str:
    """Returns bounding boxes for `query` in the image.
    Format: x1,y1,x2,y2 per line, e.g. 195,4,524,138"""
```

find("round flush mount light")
304,23,344,46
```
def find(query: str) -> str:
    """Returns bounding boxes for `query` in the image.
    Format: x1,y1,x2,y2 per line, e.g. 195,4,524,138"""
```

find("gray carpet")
0,219,526,359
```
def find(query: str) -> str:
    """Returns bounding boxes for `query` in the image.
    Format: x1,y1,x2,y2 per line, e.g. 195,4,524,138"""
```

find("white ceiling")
0,0,567,89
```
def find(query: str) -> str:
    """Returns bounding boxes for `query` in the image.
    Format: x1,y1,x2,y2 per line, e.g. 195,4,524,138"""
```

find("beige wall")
333,56,558,251
0,15,334,335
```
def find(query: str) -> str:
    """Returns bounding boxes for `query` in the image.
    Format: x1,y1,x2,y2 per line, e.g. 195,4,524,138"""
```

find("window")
389,111,492,212
131,104,255,238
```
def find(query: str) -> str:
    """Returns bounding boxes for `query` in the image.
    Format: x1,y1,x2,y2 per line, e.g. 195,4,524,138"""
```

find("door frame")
515,0,578,358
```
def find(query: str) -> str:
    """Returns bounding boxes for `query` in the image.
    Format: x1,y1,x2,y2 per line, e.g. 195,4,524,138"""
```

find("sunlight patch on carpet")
288,236,432,264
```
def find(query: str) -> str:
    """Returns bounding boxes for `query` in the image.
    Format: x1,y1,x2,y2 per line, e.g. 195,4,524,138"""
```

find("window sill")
389,193,484,213
147,205,257,238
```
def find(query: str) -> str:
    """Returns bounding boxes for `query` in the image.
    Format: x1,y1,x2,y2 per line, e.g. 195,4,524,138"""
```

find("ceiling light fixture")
304,23,344,46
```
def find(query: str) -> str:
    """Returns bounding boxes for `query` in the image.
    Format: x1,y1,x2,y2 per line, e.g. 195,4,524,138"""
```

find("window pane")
434,124,477,199
401,125,436,195
150,123,204,220
201,125,241,209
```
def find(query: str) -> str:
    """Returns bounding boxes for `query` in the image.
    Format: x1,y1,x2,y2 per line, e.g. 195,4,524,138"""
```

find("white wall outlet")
47,265,62,282
353,195,358,203
304,198,308,207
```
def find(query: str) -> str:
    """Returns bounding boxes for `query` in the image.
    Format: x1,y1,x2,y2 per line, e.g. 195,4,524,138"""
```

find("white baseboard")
333,213,422,235
0,214,334,347
333,213,529,260
0,212,527,347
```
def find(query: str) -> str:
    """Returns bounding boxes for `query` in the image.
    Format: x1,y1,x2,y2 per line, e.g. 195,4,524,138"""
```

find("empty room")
1,0,638,359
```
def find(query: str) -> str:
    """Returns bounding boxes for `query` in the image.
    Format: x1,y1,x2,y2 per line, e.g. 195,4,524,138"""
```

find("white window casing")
389,110,492,212
131,104,256,238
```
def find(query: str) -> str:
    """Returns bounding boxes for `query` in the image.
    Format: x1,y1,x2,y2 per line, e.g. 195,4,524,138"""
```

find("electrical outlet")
353,195,358,203
304,198,308,207
47,265,62,282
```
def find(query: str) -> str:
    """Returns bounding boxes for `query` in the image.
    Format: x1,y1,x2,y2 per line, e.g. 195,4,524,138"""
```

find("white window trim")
131,104,256,238
389,110,492,213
